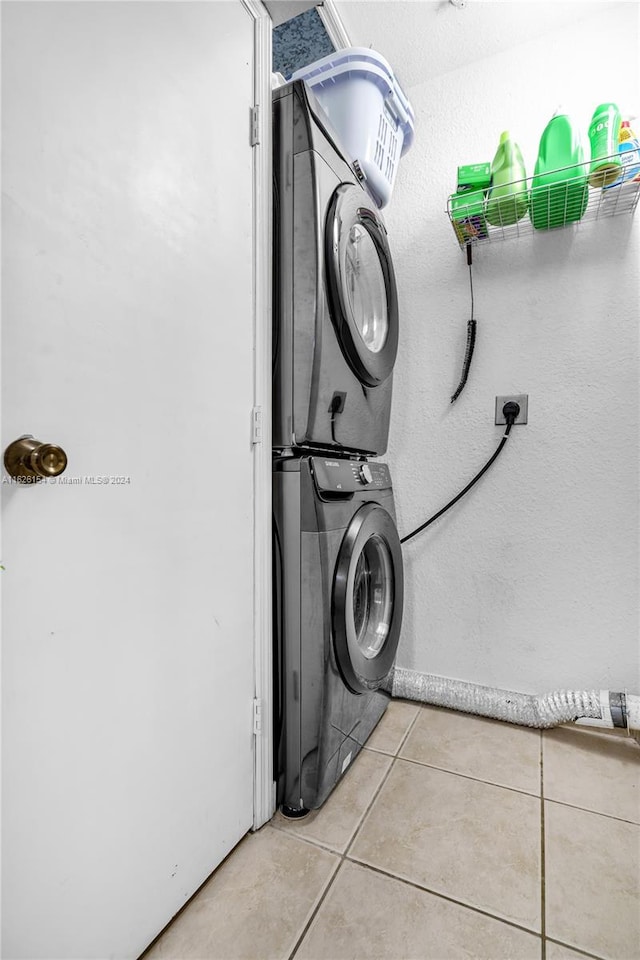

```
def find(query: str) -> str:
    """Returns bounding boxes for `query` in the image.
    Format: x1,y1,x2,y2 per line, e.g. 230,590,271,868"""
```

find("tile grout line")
286,709,421,959
394,710,639,821
397,752,640,824
397,753,541,800
270,747,399,859
286,858,343,960
286,704,548,956
343,855,543,941
395,701,424,753
344,706,546,945
544,937,607,960
540,729,546,960
287,706,574,957
266,821,343,859
366,745,396,757
543,795,640,827
342,708,420,860
345,705,424,859
363,702,423,761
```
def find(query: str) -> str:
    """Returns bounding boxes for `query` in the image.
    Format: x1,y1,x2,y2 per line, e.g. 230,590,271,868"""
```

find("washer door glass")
333,503,404,694
325,184,399,387
352,533,394,659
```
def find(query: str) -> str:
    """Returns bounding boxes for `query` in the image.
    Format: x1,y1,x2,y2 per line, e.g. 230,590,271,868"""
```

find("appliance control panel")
312,457,392,494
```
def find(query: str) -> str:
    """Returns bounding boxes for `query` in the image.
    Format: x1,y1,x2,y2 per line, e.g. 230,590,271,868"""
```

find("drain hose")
384,667,639,732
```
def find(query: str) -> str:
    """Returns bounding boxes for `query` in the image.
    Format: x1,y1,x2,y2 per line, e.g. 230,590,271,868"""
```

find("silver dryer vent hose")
384,667,639,732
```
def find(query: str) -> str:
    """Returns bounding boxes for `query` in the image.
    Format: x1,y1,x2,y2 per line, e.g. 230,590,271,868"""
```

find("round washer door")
325,184,399,387
332,503,404,694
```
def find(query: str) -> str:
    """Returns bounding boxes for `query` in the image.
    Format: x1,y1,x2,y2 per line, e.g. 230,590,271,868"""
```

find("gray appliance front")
273,456,403,814
273,81,399,457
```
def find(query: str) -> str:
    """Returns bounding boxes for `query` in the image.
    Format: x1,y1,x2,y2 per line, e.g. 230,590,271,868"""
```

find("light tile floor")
142,702,640,960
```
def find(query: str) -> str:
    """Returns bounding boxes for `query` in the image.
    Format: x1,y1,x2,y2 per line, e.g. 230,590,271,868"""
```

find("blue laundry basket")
291,47,415,208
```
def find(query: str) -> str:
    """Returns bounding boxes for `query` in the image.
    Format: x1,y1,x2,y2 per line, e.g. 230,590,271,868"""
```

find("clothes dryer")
273,80,400,457
273,455,404,815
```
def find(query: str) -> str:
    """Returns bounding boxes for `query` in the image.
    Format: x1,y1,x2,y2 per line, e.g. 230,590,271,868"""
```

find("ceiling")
332,1,607,90
264,0,316,27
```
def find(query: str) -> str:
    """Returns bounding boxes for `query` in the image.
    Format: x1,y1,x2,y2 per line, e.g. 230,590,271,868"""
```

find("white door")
1,2,258,957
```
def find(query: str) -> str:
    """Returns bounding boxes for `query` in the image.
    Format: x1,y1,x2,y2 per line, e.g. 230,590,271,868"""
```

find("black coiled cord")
451,243,476,404
450,317,477,403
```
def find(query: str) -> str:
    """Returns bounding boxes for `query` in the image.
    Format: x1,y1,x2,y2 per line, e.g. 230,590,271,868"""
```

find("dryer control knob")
359,464,373,485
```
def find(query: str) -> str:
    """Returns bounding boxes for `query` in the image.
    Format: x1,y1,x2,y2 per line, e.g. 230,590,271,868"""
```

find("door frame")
317,0,351,49
243,0,275,830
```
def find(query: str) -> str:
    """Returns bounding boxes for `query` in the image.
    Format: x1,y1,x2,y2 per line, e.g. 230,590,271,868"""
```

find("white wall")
385,3,639,693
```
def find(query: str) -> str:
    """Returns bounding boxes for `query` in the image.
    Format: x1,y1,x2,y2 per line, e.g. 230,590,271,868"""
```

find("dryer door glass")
333,503,404,694
325,184,399,387
345,224,388,354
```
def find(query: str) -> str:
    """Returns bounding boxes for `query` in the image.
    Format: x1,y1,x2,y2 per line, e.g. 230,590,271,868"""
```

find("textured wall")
384,5,639,693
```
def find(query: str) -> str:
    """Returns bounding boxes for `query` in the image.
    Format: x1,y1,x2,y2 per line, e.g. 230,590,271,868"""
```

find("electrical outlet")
495,394,528,425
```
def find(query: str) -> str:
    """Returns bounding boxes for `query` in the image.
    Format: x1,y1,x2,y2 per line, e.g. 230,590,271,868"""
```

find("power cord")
401,401,520,545
450,243,476,404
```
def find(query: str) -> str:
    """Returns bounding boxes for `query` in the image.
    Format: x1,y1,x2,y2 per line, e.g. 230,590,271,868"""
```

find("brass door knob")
4,435,68,480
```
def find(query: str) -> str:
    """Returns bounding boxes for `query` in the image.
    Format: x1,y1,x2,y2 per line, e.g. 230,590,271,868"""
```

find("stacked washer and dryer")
272,72,409,817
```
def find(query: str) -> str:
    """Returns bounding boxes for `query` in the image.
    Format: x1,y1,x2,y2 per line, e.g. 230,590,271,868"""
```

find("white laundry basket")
291,47,415,208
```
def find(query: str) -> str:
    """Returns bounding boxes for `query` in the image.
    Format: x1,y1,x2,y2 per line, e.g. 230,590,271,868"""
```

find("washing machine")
273,455,404,815
273,80,400,457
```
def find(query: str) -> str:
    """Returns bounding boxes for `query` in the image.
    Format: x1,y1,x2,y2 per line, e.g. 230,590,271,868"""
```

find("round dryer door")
332,503,404,694
325,184,399,387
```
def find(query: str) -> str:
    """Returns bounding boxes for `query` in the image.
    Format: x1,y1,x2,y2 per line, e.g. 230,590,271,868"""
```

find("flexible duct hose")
384,667,606,728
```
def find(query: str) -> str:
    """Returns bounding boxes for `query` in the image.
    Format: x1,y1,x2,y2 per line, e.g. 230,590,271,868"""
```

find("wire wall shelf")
446,153,640,250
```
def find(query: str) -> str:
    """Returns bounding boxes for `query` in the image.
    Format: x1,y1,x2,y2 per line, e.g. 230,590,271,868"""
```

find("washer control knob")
359,464,373,485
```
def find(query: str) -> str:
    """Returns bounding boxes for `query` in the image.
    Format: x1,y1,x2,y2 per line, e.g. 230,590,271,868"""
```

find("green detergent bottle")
485,131,528,226
530,110,588,230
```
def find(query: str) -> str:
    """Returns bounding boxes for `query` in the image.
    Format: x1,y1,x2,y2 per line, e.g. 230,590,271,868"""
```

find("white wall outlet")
495,394,528,425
